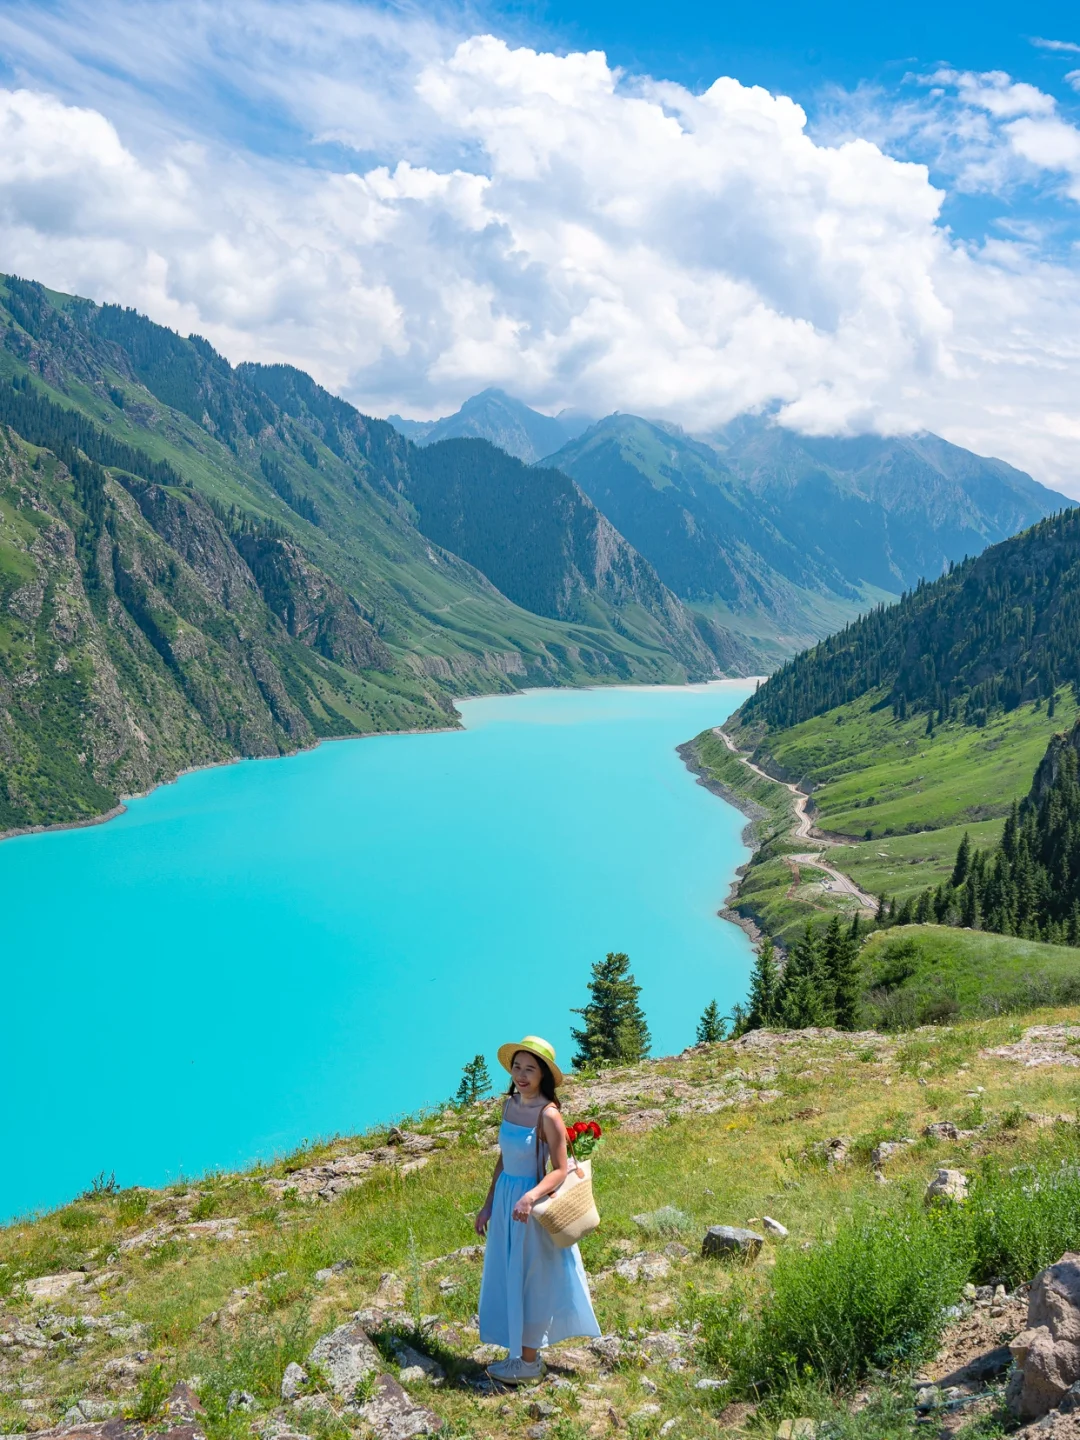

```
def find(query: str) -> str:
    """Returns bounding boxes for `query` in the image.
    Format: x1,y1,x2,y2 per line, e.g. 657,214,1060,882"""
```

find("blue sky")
1,0,1080,490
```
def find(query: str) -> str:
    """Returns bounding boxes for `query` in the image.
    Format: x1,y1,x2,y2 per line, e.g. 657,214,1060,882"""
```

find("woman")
475,1034,600,1384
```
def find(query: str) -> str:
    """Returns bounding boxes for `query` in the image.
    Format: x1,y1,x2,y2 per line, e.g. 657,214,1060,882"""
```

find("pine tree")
454,1054,492,1106
571,952,651,1069
695,1000,726,1045
746,937,781,1030
952,832,972,887
822,916,861,1030
776,924,832,1029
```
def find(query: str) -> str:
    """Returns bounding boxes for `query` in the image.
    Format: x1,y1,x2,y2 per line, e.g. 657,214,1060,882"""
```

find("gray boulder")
308,1321,382,1397
702,1226,763,1261
281,1362,308,1401
925,1169,968,1205
357,1373,443,1437
1007,1253,1080,1420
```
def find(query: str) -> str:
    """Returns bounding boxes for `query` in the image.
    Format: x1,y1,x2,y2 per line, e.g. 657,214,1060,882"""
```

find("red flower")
588,1121,602,1138
569,1122,584,1137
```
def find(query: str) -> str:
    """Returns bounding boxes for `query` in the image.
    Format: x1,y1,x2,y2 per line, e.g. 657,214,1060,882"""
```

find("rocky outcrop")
235,536,390,671
1008,1254,1080,1420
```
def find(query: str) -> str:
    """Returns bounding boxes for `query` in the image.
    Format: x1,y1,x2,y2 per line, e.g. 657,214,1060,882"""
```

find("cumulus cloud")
0,2,1079,492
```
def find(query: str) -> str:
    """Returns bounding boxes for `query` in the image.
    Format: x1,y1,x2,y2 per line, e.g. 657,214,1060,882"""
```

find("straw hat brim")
497,1038,565,1087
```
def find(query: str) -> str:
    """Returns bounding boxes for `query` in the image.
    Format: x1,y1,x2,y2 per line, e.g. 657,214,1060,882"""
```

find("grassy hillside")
6,1010,1080,1439
859,925,1080,1028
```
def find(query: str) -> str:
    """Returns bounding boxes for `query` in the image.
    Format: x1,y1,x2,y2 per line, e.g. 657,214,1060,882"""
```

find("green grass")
859,925,1080,1028
830,820,1005,906
760,689,1077,842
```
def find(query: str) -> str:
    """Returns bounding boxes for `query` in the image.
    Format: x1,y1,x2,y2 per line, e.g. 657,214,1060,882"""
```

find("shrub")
699,1201,970,1396
632,1206,692,1238
963,1155,1080,1286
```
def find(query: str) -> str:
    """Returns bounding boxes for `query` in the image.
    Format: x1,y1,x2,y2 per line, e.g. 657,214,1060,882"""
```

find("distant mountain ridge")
385,391,1072,666
388,388,592,463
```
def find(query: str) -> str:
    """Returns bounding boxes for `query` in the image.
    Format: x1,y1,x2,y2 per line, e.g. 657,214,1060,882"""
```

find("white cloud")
0,6,1080,492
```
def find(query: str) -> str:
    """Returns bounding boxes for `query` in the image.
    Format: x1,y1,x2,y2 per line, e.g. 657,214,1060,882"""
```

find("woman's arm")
474,1154,504,1236
512,1107,570,1222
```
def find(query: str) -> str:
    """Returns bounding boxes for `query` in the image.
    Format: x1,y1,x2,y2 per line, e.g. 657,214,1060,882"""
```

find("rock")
308,1321,382,1397
825,1137,853,1167
390,1342,444,1384
762,1216,788,1238
776,1422,816,1439
924,1122,960,1141
614,1252,670,1283
528,1402,557,1419
694,1378,725,1390
356,1373,443,1437
629,1405,661,1421
376,1273,406,1307
165,1384,204,1422
589,1335,625,1367
23,1274,85,1302
640,1378,658,1395
226,1390,255,1413
1007,1252,1080,1420
281,1363,308,1402
314,1260,354,1283
659,1422,679,1437
871,1139,915,1166
914,1386,942,1410
701,1226,763,1261
925,1169,968,1205
662,1242,690,1259
963,1283,977,1301
524,1427,548,1440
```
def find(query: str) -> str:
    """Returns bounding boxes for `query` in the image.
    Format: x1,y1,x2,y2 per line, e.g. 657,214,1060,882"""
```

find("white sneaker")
486,1355,545,1384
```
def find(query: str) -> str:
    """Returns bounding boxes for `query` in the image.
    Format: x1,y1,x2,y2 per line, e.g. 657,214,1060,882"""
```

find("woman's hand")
512,1192,536,1223
474,1201,492,1237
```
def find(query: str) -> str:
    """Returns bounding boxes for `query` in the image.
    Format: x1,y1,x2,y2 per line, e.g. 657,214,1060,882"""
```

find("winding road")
714,728,878,911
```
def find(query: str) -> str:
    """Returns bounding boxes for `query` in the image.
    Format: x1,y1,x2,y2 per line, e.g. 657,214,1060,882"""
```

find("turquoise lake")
4,680,755,1220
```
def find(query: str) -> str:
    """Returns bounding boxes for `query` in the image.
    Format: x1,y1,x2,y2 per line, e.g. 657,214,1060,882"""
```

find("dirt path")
714,728,878,911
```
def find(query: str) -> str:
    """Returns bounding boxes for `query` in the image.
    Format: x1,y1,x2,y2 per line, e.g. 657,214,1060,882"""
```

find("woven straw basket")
532,1159,599,1248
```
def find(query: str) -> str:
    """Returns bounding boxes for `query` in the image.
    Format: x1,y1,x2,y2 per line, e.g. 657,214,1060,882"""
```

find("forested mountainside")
0,277,729,831
735,507,1080,739
402,439,744,675
388,387,590,463
549,413,1069,666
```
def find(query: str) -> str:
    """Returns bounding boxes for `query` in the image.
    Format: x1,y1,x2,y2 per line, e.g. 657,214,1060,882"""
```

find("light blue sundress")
478,1107,601,1356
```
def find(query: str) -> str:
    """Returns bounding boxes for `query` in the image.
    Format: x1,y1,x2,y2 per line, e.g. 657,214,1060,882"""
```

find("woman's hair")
506,1049,562,1109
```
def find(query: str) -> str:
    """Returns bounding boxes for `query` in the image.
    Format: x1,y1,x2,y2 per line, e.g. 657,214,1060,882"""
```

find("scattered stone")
1007,1252,1080,1421
22,1275,85,1303
694,1379,725,1391
376,1274,406,1307
924,1121,960,1140
762,1216,788,1238
871,1139,915,1166
824,1137,853,1168
436,1278,458,1295
925,1169,969,1205
225,1390,254,1413
589,1335,625,1368
659,1422,679,1437
165,1384,204,1423
389,1341,444,1384
776,1422,816,1439
640,1378,658,1395
614,1252,670,1283
308,1321,382,1397
356,1373,443,1437
314,1260,354,1283
528,1402,557,1419
915,1386,942,1410
701,1226,763,1261
984,1026,1080,1069
524,1426,548,1440
280,1363,307,1402
629,1405,661,1421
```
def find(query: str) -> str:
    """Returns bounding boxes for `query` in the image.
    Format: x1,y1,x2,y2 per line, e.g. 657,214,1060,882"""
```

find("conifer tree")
454,1054,492,1106
571,952,651,1069
776,924,832,1029
746,937,780,1030
822,915,861,1030
952,832,972,887
695,1000,726,1045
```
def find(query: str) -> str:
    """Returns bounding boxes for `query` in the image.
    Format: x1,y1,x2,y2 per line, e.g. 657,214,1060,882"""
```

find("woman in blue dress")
475,1035,600,1384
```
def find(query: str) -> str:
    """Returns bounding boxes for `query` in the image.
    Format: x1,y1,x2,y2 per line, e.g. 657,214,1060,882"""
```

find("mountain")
0,277,732,831
734,505,1080,740
388,388,592,463
401,438,747,676
546,412,1071,667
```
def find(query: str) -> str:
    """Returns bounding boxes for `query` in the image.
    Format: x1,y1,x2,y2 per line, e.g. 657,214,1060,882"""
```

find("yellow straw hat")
497,1035,565,1087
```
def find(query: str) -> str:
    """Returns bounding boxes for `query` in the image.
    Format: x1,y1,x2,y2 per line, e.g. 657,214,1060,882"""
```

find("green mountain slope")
547,412,1069,668
0,277,733,830
387,387,590,462
403,438,743,676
